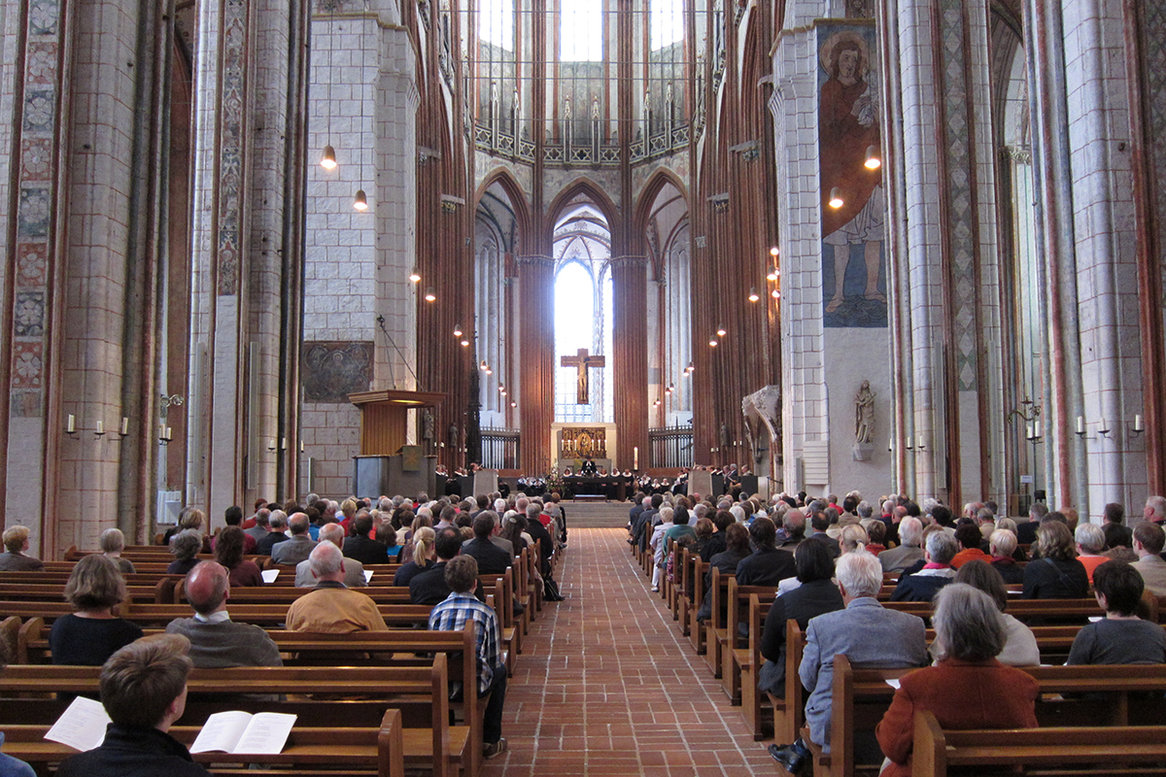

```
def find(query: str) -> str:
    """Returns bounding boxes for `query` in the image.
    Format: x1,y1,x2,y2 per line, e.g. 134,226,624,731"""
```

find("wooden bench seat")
0,708,405,777
912,712,1166,777
0,659,469,777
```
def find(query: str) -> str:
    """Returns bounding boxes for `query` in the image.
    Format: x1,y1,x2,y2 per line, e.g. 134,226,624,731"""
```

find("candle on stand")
1076,416,1085,435
66,414,75,434
1135,414,1145,432
268,438,276,451
280,437,287,450
1099,417,1109,434
120,417,129,436
164,427,172,441
95,420,104,435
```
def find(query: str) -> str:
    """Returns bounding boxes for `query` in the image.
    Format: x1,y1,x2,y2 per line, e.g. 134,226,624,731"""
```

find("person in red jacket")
875,583,1038,777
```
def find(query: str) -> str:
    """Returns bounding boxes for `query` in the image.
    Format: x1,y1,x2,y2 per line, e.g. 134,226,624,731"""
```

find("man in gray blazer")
271,512,318,566
770,551,927,774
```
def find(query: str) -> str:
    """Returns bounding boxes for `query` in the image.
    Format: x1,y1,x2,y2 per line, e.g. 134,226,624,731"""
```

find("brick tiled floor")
485,527,776,777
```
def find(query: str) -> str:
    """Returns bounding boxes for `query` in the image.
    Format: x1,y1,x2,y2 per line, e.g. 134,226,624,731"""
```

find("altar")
551,422,618,471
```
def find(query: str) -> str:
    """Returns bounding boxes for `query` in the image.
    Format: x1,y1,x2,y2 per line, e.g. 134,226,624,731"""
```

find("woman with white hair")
1073,522,1109,583
875,583,1039,777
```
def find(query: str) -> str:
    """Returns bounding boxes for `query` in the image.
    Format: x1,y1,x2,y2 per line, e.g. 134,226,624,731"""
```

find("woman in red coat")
875,583,1039,777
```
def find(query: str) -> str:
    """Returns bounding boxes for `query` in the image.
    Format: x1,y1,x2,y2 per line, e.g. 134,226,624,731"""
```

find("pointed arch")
473,167,532,249
546,177,620,233
633,168,689,236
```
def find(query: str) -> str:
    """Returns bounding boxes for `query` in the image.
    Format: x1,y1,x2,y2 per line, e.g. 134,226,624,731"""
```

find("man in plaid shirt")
428,554,508,758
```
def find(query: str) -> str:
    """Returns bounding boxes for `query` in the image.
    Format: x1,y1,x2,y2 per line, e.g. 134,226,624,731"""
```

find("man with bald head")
286,543,387,632
165,561,281,667
271,512,317,566
296,522,367,587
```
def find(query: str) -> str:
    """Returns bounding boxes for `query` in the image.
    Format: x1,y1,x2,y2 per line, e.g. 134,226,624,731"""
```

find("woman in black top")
1022,521,1089,599
758,538,844,695
50,555,142,665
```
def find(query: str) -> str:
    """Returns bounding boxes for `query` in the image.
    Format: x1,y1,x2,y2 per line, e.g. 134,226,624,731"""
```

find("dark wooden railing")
481,427,520,470
649,426,693,469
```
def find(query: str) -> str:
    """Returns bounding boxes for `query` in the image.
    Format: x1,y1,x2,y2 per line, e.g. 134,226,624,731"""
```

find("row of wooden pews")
631,531,1166,777
0,534,563,777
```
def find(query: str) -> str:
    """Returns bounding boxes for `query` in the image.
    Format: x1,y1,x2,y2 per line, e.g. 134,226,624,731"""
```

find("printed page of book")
44,696,111,752
190,710,254,753
232,712,297,754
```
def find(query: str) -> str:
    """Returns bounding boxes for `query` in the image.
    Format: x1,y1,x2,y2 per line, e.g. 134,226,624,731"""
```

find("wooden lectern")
348,390,447,454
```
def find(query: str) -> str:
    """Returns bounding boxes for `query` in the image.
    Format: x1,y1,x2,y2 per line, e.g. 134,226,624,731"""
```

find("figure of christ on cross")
560,348,606,404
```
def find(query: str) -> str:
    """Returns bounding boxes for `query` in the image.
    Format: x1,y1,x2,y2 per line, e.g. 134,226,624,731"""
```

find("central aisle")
485,526,774,777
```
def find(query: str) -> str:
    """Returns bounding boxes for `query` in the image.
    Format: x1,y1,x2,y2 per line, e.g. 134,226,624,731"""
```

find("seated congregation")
0,489,567,776
632,487,1166,776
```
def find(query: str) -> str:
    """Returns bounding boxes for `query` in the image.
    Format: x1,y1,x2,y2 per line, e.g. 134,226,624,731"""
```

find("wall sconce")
748,287,760,303
1130,414,1145,437
864,145,882,170
409,267,421,283
423,288,436,303
916,435,926,451
708,338,718,348
280,437,288,451
1075,415,1086,436
887,437,893,452
159,424,173,446
509,400,517,408
65,414,77,438
716,326,727,337
453,324,463,337
94,420,105,438
828,187,844,209
119,417,129,438
267,438,277,452
1097,417,1110,438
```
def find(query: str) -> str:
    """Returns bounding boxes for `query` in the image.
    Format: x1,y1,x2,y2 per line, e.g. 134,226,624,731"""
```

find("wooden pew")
1,707,406,777
0,601,437,629
810,656,1166,777
0,659,466,777
702,566,729,678
911,712,1166,777
721,579,778,704
687,555,707,654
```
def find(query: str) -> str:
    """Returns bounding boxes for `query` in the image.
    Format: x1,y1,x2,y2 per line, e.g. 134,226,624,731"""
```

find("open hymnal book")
44,696,296,756
189,710,297,754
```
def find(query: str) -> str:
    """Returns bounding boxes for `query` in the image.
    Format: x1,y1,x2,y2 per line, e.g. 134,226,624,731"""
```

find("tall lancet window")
553,203,613,423
560,0,603,61
476,0,517,138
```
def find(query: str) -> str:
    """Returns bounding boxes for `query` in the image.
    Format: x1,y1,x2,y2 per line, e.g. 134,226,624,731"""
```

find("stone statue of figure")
855,380,876,444
422,409,435,441
448,423,459,449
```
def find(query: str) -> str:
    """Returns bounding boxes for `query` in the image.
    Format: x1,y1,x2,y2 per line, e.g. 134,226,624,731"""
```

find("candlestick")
280,437,287,451
66,414,75,434
1134,414,1145,433
1075,416,1085,435
164,426,172,441
95,420,104,435
120,417,129,436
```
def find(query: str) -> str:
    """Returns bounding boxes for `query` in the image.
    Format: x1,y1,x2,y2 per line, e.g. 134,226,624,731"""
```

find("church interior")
0,0,1162,556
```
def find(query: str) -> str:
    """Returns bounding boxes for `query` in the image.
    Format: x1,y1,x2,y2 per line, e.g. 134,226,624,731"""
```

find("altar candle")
66,414,75,434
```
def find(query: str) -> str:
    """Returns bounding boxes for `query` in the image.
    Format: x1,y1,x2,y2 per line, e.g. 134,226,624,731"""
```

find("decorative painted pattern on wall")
1144,4,1166,313
9,0,62,417
216,0,249,296
938,0,978,391
302,341,373,402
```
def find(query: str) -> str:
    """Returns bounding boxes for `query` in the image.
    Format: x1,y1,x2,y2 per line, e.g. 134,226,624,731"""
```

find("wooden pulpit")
348,390,447,454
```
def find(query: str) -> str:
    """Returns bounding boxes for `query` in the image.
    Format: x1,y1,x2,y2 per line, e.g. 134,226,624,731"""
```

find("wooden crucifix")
560,348,606,404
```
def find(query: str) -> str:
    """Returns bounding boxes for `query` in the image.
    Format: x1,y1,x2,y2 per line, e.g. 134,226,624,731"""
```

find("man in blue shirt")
428,555,508,759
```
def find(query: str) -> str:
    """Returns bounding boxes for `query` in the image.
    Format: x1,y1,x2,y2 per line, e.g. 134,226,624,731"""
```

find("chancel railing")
649,426,693,470
481,427,520,470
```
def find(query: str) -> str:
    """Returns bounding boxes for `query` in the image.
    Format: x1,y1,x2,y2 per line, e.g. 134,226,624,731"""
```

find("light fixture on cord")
479,360,489,370
828,187,844,209
864,145,882,170
409,267,421,283
772,288,781,299
716,326,727,337
748,287,760,303
769,246,779,258
424,287,436,302
766,267,778,282
510,400,517,408
453,324,463,337
685,361,694,374
353,189,368,211
708,338,718,347
318,21,338,170
460,337,470,347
